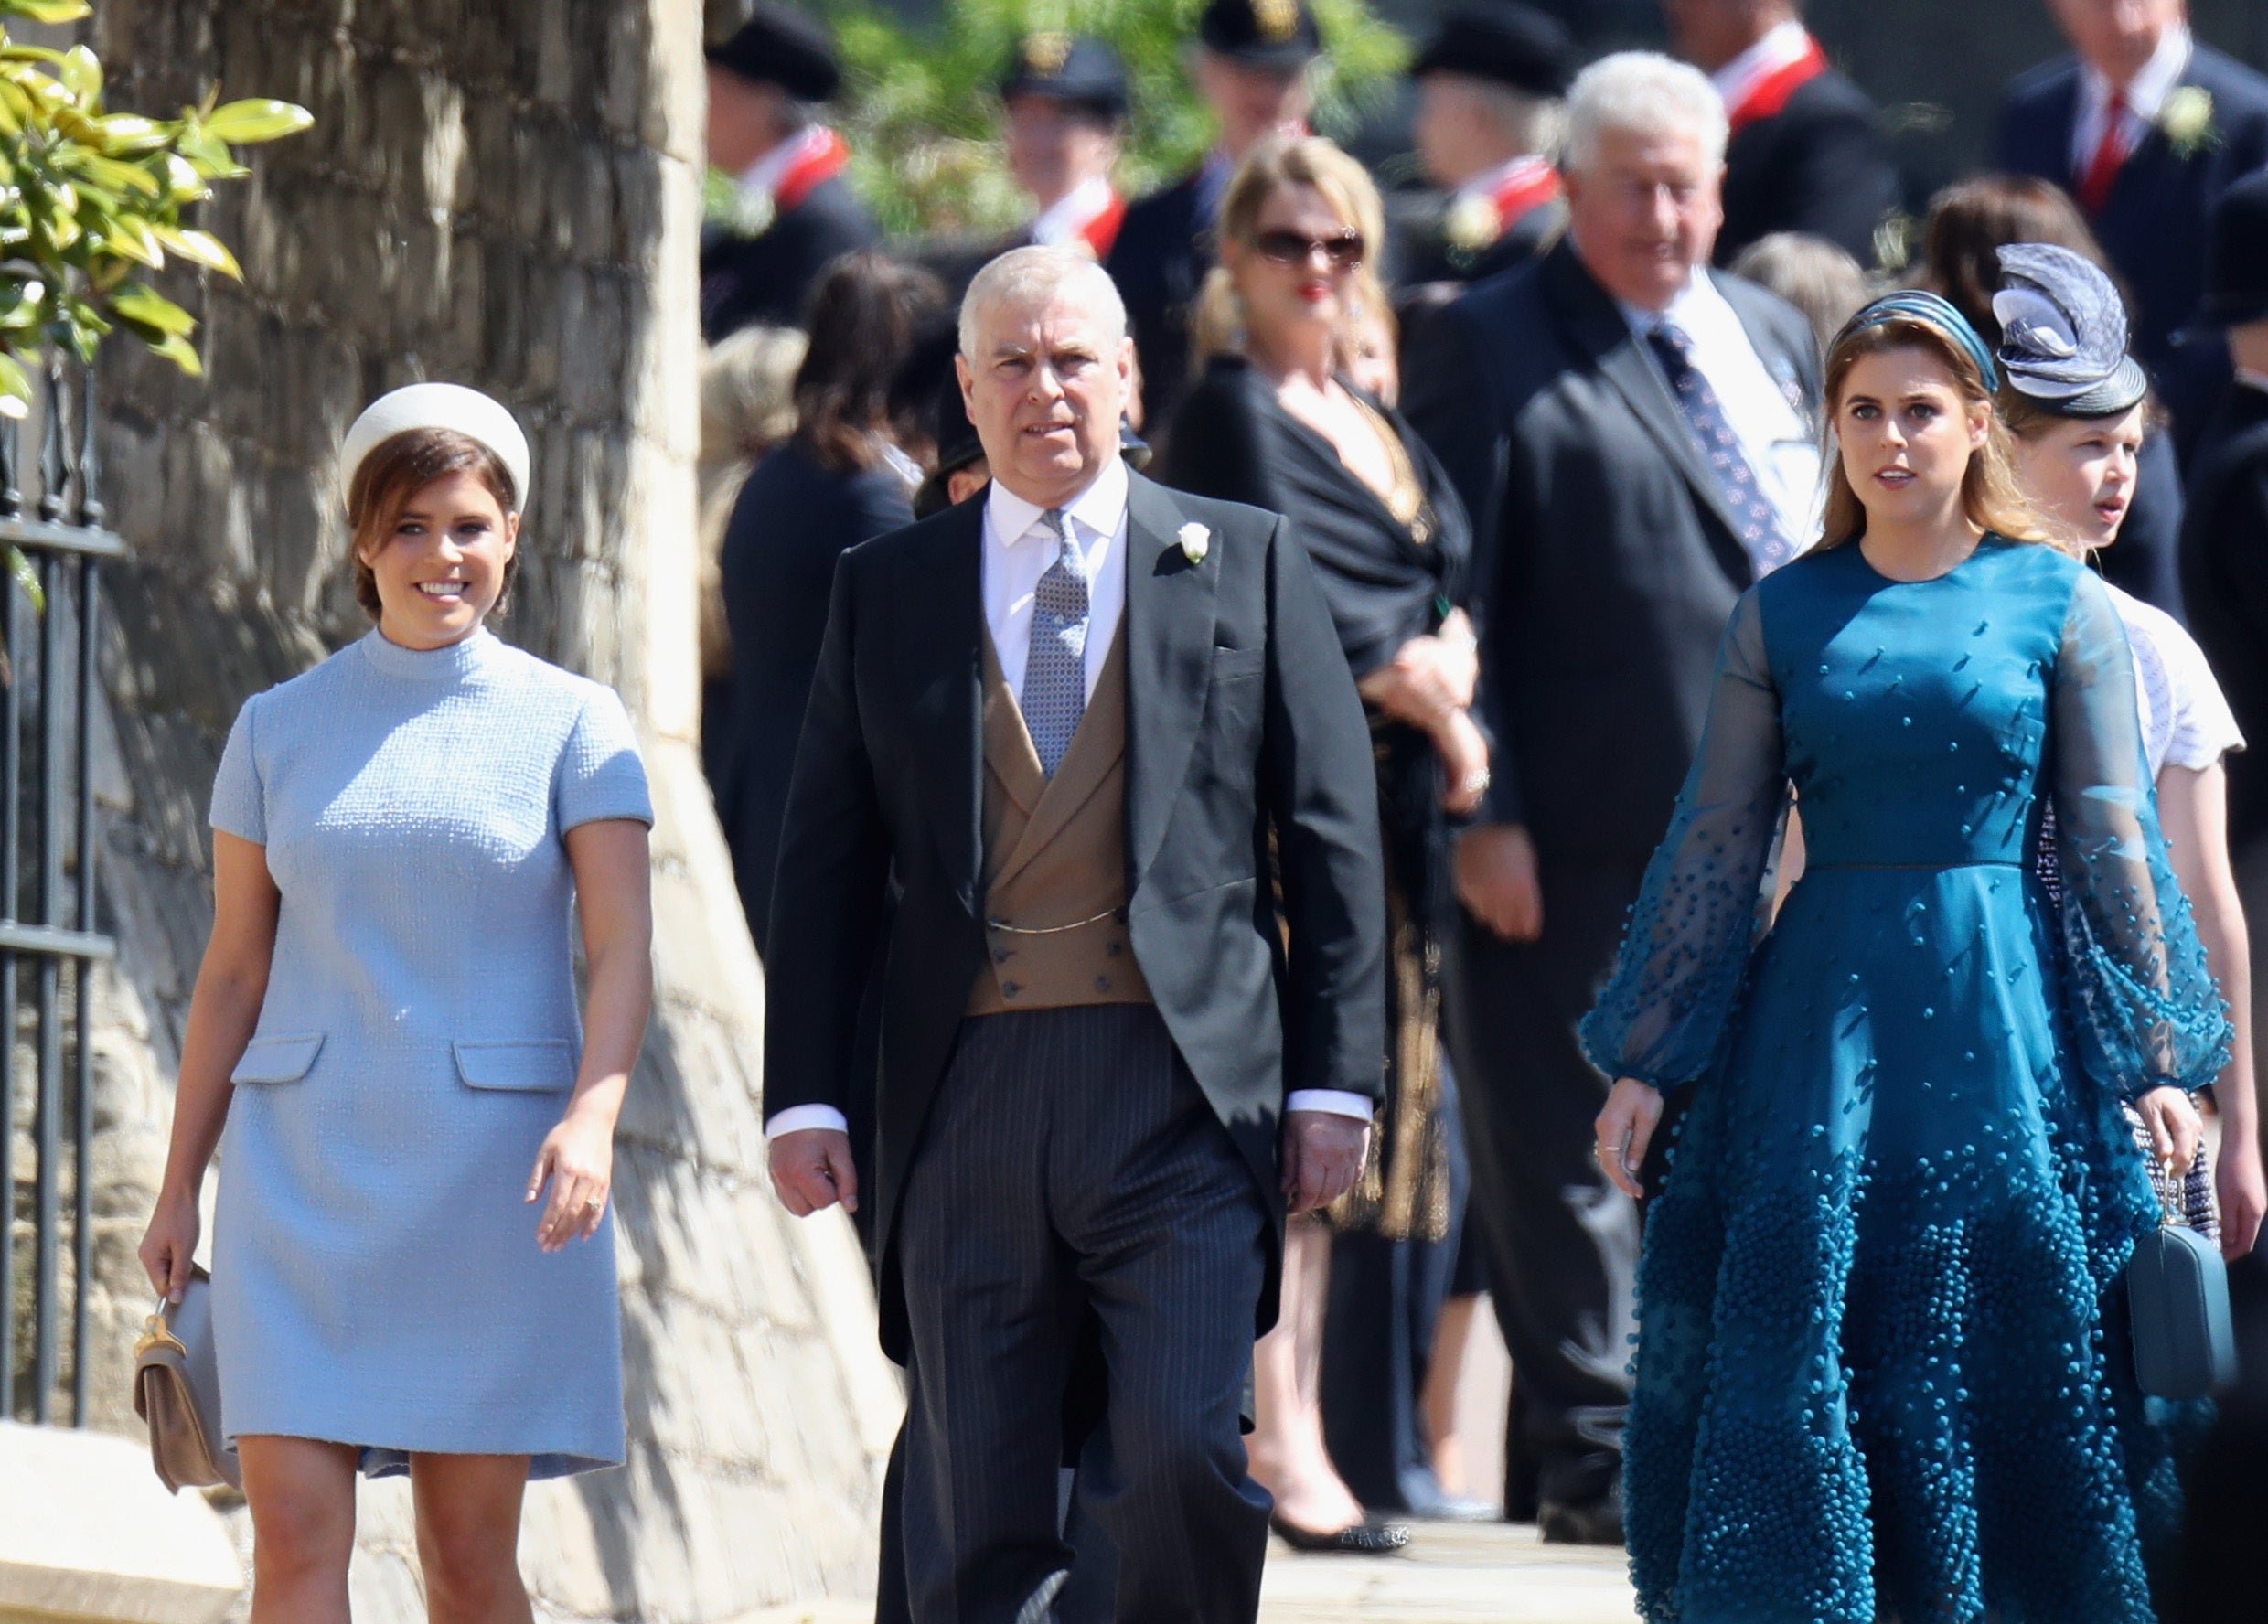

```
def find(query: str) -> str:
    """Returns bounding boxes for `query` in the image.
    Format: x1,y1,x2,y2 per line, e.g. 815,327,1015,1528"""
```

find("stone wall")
48,1,895,1615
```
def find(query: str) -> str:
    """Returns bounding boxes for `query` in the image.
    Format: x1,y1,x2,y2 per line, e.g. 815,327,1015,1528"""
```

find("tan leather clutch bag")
132,1266,241,1491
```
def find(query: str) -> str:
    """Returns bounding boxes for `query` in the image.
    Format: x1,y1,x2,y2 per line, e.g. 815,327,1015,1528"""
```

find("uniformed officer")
1107,0,1321,439
1001,34,1132,262
1404,5,1577,290
701,4,880,340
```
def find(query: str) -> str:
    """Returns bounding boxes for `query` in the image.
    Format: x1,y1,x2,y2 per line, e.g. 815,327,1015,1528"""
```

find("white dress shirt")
2070,24,2192,175
766,455,1371,1137
735,124,836,207
1030,174,1118,250
1711,18,1814,112
1621,270,1823,559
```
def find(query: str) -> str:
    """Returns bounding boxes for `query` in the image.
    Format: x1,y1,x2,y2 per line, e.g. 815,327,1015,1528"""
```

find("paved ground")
1261,1520,1639,1623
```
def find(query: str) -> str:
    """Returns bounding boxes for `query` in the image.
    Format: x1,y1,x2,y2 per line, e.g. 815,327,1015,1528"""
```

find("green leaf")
0,350,31,419
69,151,162,197
201,98,313,144
55,46,101,103
110,281,195,336
95,113,170,155
5,544,41,617
0,2,93,25
152,224,241,278
142,331,199,376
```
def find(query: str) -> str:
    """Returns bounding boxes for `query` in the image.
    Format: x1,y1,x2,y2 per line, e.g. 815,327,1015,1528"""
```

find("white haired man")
1402,50,1821,1544
765,245,1386,1621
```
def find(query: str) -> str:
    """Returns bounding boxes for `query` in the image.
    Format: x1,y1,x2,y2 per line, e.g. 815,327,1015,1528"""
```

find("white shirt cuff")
1286,1089,1375,1122
765,1105,850,1139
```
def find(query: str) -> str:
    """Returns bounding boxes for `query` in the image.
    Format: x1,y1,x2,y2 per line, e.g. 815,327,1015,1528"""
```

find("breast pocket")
452,1040,577,1094
230,1033,325,1085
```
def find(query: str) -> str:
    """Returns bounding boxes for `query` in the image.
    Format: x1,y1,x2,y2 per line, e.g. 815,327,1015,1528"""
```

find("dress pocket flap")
230,1033,325,1085
453,1040,577,1093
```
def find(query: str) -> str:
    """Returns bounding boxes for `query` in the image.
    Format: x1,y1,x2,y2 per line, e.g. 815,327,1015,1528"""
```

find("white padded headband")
339,383,531,514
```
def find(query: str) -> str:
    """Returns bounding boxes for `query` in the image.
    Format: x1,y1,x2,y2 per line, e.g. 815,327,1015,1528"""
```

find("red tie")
2079,91,2130,214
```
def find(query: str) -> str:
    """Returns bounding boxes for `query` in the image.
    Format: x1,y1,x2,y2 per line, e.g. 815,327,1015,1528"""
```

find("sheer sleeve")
1580,590,1787,1089
2051,570,2232,1098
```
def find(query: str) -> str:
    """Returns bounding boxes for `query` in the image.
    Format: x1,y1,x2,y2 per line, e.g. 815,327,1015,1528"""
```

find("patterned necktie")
1647,321,1795,577
1022,508,1089,776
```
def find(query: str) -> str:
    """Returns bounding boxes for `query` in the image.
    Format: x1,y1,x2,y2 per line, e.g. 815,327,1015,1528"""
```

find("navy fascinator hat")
1991,244,2148,418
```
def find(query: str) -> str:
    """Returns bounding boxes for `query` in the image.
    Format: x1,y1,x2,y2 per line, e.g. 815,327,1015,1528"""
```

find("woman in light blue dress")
1586,296,2229,1622
138,384,654,1622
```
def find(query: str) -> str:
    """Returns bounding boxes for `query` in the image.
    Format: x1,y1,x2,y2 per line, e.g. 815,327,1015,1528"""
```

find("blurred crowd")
691,0,2268,1573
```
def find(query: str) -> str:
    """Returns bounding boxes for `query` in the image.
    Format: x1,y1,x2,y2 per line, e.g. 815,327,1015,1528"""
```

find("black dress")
714,437,914,955
1162,352,1473,1510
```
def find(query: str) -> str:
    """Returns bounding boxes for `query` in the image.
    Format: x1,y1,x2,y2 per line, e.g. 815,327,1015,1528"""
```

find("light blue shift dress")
207,626,652,1478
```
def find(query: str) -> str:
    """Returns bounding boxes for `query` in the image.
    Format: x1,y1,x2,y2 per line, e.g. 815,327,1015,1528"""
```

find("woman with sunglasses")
1161,133,1482,1552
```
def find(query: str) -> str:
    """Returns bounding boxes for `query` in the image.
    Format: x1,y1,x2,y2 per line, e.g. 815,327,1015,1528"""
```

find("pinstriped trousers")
895,1004,1273,1624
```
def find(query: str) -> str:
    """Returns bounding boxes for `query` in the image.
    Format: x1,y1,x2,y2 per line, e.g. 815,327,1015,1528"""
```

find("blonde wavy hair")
1190,134,1389,373
1816,315,2049,551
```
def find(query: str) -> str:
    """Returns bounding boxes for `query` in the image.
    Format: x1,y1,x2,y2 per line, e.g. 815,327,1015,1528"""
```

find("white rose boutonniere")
2160,86,2218,158
1442,194,1503,268
1176,521,1211,565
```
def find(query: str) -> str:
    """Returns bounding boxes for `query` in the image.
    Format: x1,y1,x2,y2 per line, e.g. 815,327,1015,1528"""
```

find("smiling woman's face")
1834,346,1991,530
357,468,519,649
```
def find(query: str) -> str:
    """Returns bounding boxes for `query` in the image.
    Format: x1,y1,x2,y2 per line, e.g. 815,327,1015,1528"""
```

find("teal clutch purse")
2126,1213,2237,1400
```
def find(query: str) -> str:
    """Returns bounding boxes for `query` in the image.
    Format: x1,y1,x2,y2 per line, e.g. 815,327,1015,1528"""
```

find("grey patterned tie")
1022,507,1089,776
1648,321,1796,576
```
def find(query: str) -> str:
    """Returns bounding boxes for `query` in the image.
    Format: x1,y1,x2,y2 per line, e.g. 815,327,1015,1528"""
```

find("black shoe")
1536,1495,1624,1546
1268,1513,1412,1554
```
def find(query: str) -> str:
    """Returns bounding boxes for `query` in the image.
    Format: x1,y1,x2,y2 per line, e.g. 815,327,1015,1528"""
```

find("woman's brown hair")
1916,175,2122,347
792,251,946,475
347,428,520,620
1815,316,2049,551
1190,134,1388,369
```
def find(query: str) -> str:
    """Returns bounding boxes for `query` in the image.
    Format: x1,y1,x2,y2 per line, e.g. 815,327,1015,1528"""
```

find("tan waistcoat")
968,630,1154,1015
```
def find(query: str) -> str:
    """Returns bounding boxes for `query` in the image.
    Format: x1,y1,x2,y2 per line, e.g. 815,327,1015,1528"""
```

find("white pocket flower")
1177,521,1211,564
2161,86,2217,157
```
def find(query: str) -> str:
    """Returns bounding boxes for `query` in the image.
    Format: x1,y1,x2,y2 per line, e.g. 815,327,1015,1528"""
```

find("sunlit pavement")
1260,1518,1639,1623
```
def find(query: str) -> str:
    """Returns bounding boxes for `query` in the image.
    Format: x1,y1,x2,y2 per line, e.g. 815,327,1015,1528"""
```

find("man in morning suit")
765,246,1386,1622
701,5,879,340
1998,0,2268,454
1663,0,1899,268
1107,0,1321,440
1403,52,1821,1544
2179,169,2268,1153
1400,5,1577,291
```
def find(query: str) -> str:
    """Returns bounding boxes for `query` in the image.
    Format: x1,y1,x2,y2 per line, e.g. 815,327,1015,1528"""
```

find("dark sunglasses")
1253,229,1365,271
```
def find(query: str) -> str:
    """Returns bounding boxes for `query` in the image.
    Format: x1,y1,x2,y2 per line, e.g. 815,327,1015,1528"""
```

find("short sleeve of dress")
2050,570,2232,1097
210,693,267,844
555,687,654,832
1579,589,1788,1089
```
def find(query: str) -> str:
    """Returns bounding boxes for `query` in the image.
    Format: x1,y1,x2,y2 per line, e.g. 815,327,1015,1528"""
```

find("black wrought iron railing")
0,357,122,1426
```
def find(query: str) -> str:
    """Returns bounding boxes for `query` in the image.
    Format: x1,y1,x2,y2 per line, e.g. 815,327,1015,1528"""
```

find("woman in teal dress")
1584,293,2230,1624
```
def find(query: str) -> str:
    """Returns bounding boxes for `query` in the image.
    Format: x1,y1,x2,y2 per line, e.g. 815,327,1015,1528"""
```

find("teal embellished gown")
1581,539,2231,1624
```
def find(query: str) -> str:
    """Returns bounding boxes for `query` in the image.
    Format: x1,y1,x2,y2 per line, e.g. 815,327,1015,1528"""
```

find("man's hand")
769,1127,859,1216
1456,822,1544,941
1281,1110,1369,1215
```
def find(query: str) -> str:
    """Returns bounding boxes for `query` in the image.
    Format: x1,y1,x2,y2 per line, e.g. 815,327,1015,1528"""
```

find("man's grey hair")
1563,51,1728,177
959,245,1129,359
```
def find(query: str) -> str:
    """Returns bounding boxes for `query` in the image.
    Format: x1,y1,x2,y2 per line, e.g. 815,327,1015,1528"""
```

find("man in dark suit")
1999,0,2268,452
1400,5,1576,290
765,245,1385,1623
1107,0,1320,439
701,5,879,340
2178,168,2268,1225
1403,50,1821,1545
1663,0,1899,267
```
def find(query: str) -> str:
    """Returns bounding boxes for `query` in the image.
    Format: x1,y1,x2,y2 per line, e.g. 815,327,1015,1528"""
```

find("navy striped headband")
1839,291,2001,392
